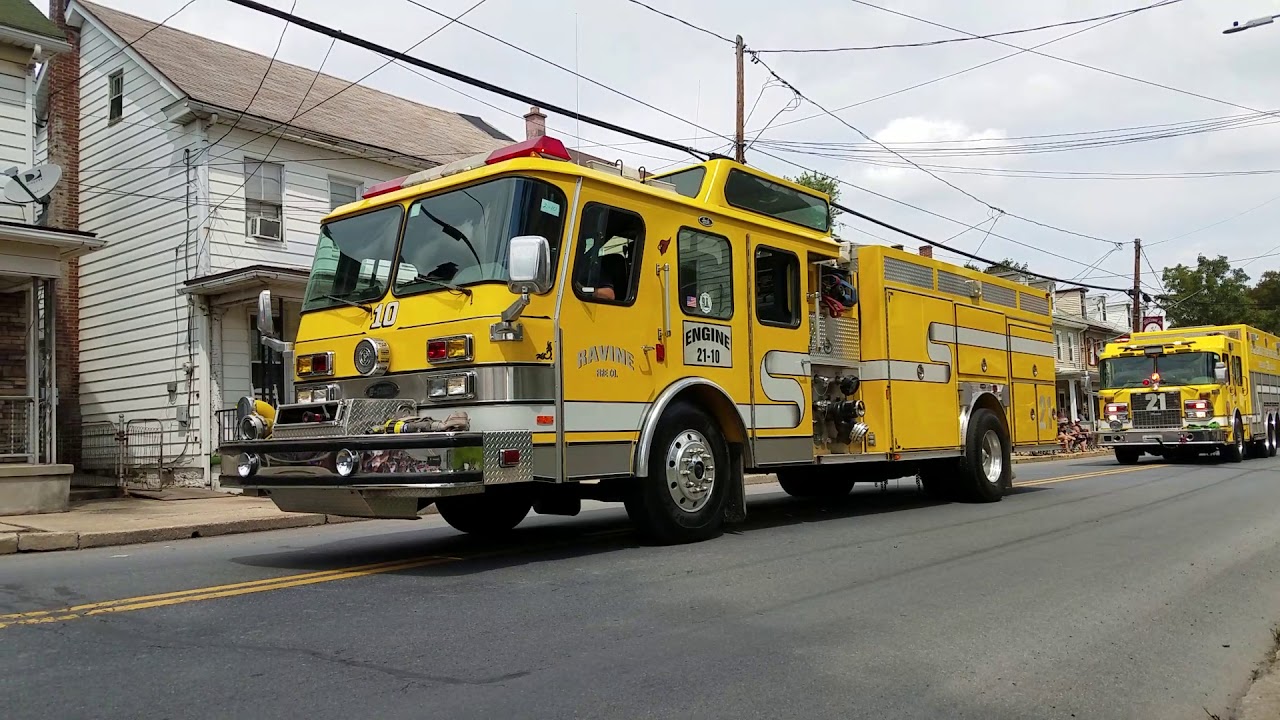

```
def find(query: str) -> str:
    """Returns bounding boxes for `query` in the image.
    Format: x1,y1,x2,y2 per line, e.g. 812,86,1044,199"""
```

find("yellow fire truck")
220,135,1059,544
1095,325,1280,464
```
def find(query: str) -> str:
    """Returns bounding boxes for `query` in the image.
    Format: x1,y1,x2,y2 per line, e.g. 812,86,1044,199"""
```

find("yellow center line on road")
1014,464,1165,487
0,464,1163,630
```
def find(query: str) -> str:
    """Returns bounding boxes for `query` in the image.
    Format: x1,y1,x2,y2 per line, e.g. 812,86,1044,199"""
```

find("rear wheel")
436,491,532,537
777,470,856,498
1222,417,1245,463
958,409,1008,503
1114,448,1140,465
1269,420,1278,458
625,403,729,544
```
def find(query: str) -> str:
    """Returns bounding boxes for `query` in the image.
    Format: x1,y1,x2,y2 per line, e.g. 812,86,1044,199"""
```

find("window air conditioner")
249,215,282,240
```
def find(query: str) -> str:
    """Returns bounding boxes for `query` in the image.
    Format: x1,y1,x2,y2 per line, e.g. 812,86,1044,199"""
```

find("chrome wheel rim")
665,429,716,513
980,429,1003,485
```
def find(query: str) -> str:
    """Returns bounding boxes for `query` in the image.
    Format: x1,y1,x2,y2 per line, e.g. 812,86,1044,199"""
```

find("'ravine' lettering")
578,345,636,370
684,326,731,351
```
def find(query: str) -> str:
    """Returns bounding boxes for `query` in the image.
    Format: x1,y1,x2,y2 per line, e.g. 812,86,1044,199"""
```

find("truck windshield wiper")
320,294,373,314
411,275,473,297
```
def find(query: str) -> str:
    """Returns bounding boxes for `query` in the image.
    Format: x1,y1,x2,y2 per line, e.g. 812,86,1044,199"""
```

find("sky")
77,0,1280,302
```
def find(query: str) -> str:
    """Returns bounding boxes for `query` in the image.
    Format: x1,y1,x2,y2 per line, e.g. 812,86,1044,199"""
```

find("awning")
0,221,103,278
181,264,310,305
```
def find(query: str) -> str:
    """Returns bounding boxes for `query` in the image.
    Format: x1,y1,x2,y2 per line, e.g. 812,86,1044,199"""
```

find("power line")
844,0,1280,123
221,0,1133,296
747,52,1119,247
753,2,1168,136
754,0,1183,53
203,0,297,156
619,0,734,44
1147,191,1280,247
222,0,708,161
402,0,735,146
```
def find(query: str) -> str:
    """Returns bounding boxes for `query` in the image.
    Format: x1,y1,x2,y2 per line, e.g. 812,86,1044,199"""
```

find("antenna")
3,163,62,224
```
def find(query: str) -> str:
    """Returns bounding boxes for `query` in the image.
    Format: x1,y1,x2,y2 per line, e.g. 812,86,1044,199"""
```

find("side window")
754,246,800,327
1223,355,1233,384
677,227,733,320
572,203,645,305
1233,356,1244,386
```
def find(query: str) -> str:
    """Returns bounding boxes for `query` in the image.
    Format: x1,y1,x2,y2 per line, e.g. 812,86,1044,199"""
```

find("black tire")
436,491,532,537
624,402,729,544
1222,417,1245,463
1114,448,1140,465
777,470,856,498
1269,421,1278,458
958,408,1009,503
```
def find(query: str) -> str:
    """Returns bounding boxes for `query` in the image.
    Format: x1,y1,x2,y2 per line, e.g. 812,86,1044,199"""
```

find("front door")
558,192,659,479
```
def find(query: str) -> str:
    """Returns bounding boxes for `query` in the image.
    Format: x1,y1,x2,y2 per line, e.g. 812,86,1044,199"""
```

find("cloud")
859,117,1005,185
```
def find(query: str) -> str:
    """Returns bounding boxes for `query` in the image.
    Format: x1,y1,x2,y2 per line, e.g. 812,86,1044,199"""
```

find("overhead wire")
754,0,1185,53
203,0,298,156
219,0,1135,295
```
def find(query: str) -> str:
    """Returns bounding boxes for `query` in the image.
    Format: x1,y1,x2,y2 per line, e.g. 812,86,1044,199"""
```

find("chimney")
46,0,82,467
918,245,933,258
524,106,546,140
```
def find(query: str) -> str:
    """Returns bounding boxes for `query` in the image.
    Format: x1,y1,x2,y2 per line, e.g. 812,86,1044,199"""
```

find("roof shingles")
0,0,65,42
79,1,511,166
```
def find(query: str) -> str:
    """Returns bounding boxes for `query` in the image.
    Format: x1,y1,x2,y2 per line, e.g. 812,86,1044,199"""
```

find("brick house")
0,0,102,514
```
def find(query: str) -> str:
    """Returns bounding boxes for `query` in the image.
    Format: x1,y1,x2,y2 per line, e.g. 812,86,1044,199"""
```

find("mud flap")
723,442,747,523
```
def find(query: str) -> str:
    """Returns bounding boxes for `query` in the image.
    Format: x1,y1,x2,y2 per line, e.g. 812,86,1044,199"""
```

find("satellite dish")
3,164,62,204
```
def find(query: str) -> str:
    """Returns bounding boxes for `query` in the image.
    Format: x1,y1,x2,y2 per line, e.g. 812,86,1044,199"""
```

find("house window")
1068,333,1075,362
1056,331,1063,360
678,227,733,320
244,159,284,240
329,178,360,211
107,70,123,124
572,203,645,306
755,246,801,327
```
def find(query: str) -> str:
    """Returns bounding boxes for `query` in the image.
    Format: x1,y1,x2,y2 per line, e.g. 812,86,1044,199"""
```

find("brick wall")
47,0,81,466
0,290,30,460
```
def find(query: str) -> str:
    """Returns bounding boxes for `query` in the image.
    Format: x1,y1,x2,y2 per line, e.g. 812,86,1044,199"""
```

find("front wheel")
625,403,729,544
436,491,532,537
1222,417,1245,463
1114,447,1140,465
958,409,1009,503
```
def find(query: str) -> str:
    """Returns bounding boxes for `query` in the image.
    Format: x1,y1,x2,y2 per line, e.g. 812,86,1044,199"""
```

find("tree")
1158,255,1255,328
983,258,1029,274
788,171,841,234
1249,270,1280,335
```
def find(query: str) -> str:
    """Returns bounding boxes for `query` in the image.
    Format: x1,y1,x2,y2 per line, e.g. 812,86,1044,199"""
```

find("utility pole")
1132,238,1143,333
734,34,745,163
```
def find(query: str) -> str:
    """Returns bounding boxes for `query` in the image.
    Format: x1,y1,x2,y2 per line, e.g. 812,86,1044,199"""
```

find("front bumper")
218,430,534,518
1095,427,1228,448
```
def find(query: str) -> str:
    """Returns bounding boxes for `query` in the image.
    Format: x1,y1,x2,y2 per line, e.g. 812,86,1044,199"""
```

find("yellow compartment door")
885,289,958,451
1011,383,1039,447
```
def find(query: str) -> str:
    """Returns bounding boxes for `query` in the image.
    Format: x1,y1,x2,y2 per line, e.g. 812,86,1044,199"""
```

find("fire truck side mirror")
507,235,553,295
257,289,276,339
1214,362,1228,384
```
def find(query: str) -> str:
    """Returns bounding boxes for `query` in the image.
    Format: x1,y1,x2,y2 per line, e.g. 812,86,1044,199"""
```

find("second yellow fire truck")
220,135,1059,544
1096,325,1280,463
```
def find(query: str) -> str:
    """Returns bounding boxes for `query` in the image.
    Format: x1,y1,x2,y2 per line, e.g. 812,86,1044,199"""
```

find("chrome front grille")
1132,391,1182,429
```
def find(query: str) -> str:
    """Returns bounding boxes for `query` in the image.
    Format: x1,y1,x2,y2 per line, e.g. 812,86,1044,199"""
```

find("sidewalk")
1,451,1110,555
0,490,357,555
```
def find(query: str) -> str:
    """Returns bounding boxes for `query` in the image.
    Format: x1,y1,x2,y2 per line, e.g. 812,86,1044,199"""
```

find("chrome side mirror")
507,235,553,295
1214,362,1228,384
257,289,276,338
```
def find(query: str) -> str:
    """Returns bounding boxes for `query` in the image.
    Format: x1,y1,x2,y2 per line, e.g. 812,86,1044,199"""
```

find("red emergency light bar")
361,136,573,200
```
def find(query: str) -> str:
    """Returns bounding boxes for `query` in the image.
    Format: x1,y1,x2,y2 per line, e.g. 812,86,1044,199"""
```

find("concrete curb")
0,513,355,555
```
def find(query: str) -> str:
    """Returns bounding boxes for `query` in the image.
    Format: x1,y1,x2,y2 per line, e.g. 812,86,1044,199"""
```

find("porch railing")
215,408,239,450
0,395,34,462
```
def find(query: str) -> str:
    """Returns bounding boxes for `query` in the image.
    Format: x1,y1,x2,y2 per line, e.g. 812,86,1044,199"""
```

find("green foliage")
1250,270,1280,335
982,258,1029,274
1157,255,1255,329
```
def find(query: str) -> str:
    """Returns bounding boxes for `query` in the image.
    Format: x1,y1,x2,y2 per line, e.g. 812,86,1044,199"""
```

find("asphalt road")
3,456,1280,720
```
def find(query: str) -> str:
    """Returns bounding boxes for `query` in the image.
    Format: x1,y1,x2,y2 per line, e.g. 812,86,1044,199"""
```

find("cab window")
1233,355,1244,386
678,227,733,320
754,246,800,327
572,203,645,305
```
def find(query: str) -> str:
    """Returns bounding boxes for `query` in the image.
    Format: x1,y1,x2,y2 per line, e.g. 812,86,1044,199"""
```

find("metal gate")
76,418,167,488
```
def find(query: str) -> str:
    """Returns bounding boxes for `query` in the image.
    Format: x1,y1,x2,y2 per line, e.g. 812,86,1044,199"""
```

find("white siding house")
53,1,512,486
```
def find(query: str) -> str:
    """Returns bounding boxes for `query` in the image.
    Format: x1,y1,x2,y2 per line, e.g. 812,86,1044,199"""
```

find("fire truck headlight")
335,449,360,478
237,453,260,478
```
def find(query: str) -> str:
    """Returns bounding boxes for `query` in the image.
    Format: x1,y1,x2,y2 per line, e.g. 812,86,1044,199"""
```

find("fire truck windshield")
1100,352,1218,389
394,177,567,296
302,205,405,312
